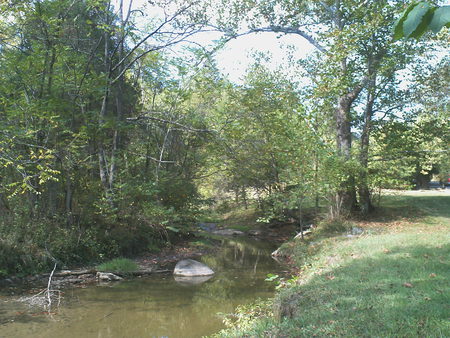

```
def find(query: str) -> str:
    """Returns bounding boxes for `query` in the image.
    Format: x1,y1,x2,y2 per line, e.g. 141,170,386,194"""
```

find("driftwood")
33,267,172,287
294,229,313,239
52,269,97,277
118,269,171,277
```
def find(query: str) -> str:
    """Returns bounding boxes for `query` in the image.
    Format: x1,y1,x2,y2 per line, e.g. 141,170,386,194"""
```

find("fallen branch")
19,263,62,312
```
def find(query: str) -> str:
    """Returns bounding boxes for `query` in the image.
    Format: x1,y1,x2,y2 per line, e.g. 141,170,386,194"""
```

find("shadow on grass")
277,243,450,337
366,194,450,224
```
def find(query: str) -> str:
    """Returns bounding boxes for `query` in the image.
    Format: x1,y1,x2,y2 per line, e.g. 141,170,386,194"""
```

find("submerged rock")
212,229,244,236
173,259,214,276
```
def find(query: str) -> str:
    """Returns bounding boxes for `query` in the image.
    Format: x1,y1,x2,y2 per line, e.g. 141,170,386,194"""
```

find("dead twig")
18,263,63,312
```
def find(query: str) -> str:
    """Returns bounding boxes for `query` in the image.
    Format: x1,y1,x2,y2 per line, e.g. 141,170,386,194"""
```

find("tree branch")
223,25,327,53
127,113,212,133
110,3,195,74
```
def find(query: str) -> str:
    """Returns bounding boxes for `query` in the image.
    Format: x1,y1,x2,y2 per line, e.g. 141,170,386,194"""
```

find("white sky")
114,0,314,84
215,33,314,83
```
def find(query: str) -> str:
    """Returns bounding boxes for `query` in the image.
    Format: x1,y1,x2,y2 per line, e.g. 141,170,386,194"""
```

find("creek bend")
0,237,285,338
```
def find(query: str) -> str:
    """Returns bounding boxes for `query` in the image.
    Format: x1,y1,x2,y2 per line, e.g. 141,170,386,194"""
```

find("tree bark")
335,87,362,214
359,77,376,215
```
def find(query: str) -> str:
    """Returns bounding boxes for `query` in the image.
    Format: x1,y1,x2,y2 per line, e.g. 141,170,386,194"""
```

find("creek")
0,237,284,338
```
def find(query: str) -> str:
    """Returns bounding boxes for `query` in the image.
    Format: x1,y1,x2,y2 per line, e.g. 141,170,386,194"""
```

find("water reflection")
174,275,213,286
0,237,283,338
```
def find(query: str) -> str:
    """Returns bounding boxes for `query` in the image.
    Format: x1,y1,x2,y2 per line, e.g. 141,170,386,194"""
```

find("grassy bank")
215,191,450,337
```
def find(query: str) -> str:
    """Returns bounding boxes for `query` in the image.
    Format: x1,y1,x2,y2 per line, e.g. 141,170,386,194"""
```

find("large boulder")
173,259,214,277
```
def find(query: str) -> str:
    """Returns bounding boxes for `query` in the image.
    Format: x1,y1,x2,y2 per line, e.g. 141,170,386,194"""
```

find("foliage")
0,0,447,276
394,2,450,40
216,299,275,336
0,0,212,273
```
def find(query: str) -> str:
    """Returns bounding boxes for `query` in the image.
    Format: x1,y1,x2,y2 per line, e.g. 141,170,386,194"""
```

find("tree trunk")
359,77,376,215
332,5,360,216
335,93,358,214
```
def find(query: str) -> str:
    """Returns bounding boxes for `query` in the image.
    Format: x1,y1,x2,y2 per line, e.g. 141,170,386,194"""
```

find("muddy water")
0,237,284,338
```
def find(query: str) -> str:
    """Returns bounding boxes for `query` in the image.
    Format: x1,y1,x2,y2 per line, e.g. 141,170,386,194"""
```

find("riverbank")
0,235,284,337
214,191,450,337
0,216,294,294
0,237,218,293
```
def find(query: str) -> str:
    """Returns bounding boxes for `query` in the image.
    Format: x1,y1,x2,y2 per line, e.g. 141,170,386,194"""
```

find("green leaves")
394,2,450,40
265,273,279,282
429,6,450,33
402,2,432,38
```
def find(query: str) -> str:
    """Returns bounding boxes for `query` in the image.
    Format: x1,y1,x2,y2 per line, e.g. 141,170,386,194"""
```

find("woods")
0,0,448,275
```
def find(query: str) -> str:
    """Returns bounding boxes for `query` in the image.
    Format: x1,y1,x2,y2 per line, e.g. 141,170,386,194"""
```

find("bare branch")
110,3,196,74
223,25,327,53
111,27,199,83
127,113,212,133
129,151,176,163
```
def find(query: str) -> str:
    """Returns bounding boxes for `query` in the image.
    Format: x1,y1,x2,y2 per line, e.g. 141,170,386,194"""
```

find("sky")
213,33,314,83
113,0,315,84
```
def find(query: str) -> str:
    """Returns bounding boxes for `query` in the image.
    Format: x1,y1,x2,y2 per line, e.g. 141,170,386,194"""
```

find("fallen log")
52,269,97,277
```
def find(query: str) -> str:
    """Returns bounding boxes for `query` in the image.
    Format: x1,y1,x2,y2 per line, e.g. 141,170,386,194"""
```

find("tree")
0,0,213,271
208,0,421,215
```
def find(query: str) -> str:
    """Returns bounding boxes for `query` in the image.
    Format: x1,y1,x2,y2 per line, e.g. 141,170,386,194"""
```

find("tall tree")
209,0,424,215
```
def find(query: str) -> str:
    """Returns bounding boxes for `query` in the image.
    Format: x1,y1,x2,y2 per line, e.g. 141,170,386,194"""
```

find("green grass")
97,258,138,274
215,191,450,337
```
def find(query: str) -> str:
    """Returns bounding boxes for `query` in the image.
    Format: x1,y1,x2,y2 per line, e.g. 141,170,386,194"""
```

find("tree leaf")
409,7,436,39
393,2,420,40
403,2,432,38
265,273,279,282
429,6,450,33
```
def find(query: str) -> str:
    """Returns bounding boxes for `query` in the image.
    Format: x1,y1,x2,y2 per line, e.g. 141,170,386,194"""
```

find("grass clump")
97,258,138,274
216,192,450,337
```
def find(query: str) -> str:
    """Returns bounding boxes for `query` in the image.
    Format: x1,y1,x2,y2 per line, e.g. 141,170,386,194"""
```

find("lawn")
215,191,450,337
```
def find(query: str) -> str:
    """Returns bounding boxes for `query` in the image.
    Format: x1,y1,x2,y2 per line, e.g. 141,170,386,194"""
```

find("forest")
0,0,448,277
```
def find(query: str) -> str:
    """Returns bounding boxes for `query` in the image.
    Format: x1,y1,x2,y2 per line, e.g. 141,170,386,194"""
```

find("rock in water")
212,229,244,236
173,259,214,276
96,272,123,281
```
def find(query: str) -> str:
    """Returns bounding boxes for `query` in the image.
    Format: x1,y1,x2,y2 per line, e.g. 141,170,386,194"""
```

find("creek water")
0,237,284,338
